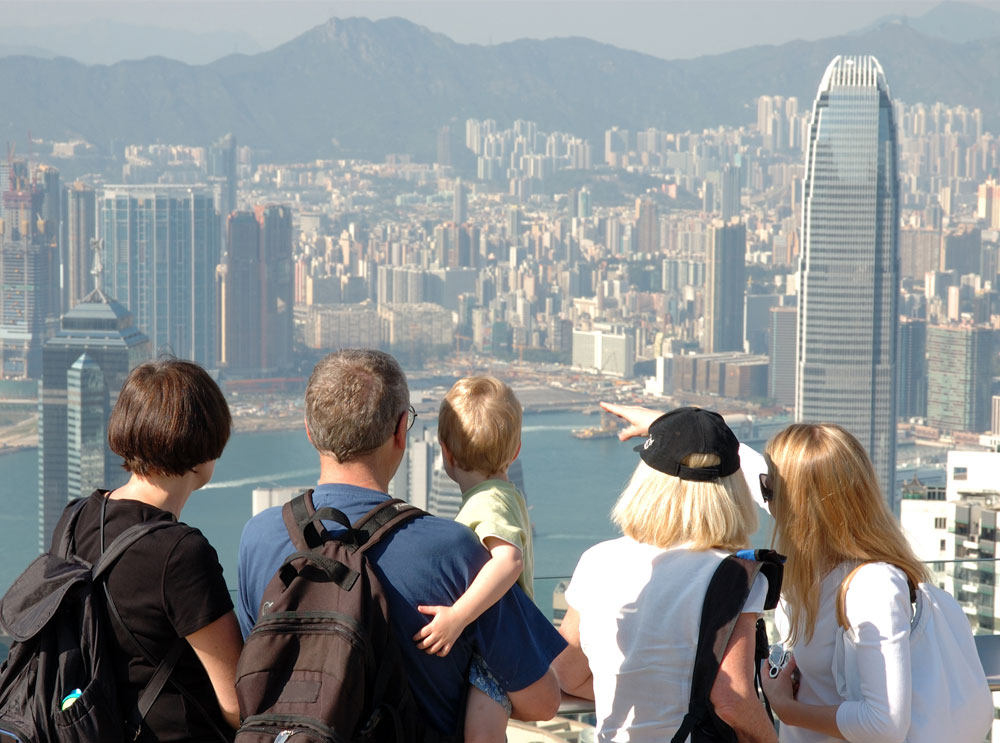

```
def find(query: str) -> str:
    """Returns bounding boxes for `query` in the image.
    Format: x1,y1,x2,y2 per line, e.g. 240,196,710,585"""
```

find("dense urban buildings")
795,56,901,507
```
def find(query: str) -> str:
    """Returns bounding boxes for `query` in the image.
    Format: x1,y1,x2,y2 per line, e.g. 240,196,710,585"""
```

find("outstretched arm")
413,536,523,656
599,402,664,441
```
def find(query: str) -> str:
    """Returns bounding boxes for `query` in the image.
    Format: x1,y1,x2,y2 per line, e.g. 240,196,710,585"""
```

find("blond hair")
438,376,522,475
766,423,928,644
612,454,757,552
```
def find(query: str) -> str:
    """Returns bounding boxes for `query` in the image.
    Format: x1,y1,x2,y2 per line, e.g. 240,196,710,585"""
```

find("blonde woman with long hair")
759,423,944,742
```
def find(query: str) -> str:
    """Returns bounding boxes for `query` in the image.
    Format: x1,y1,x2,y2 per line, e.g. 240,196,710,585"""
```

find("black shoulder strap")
56,497,90,558
671,553,779,743
283,490,361,551
353,499,425,554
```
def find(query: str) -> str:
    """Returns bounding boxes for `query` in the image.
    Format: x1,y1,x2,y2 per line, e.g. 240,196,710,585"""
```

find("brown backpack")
235,492,453,743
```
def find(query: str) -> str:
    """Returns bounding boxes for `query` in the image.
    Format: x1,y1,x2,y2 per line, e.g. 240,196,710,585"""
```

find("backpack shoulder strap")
354,499,426,554
671,551,783,743
92,519,181,580
55,497,90,558
282,490,363,551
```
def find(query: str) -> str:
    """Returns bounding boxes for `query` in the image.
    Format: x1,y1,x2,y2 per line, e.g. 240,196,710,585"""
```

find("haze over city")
1,3,1000,737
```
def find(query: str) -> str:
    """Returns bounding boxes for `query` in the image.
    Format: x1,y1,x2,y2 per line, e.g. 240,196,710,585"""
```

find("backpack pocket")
237,715,348,743
51,678,120,743
236,612,371,737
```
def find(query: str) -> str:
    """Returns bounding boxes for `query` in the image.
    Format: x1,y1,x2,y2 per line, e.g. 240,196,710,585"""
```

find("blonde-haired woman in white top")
759,423,928,742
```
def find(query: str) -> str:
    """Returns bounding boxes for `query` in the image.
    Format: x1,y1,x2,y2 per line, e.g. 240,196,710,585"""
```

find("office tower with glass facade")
796,56,900,507
897,317,927,421
704,219,746,354
99,186,220,365
38,289,149,551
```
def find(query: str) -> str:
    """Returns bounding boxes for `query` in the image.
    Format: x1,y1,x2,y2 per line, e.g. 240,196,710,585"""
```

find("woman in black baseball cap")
552,403,777,743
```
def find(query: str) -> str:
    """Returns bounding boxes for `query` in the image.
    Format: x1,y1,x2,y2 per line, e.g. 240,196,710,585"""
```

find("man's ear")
393,409,408,448
304,415,313,445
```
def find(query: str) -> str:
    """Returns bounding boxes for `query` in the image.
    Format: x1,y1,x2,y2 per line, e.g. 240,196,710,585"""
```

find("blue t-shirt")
237,483,566,734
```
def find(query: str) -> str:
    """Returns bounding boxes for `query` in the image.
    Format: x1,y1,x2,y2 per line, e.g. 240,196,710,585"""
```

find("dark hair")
305,349,409,463
108,359,231,477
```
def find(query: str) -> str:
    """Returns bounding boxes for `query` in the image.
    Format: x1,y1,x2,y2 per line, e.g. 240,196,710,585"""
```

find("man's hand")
599,402,664,441
413,604,466,657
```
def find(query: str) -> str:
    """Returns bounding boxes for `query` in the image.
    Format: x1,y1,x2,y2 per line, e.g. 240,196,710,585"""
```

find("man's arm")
508,667,561,722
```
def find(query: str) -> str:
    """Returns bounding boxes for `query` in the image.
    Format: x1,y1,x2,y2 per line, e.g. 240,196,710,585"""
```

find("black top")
52,490,234,742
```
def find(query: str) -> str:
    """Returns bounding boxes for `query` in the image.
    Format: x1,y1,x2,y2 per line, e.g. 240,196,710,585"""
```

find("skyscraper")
796,56,900,506
65,182,97,310
704,219,746,354
217,212,262,372
208,133,238,220
0,162,58,378
257,205,293,373
99,186,220,365
926,324,993,433
38,289,149,550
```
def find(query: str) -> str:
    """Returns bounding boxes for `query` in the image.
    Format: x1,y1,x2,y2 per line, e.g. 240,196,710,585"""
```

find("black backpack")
0,498,186,743
670,549,785,743
235,492,458,743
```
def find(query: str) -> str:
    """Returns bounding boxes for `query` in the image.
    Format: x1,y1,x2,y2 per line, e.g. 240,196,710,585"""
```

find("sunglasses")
759,472,774,503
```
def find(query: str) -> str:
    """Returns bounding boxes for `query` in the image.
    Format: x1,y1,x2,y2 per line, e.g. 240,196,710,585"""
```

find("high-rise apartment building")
926,324,993,433
38,289,149,550
208,133,238,220
704,219,746,353
257,205,293,372
216,206,293,374
896,318,927,421
65,182,97,310
0,162,58,378
99,186,220,365
635,197,658,253
796,56,900,506
768,306,797,408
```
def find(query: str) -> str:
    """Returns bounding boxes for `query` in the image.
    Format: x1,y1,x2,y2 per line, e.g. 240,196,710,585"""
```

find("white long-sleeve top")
775,562,912,743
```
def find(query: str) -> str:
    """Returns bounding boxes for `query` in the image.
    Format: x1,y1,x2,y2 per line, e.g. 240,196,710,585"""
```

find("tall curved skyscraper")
796,56,900,509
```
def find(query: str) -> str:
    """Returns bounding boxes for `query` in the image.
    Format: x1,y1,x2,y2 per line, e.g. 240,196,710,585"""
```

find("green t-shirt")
455,479,534,600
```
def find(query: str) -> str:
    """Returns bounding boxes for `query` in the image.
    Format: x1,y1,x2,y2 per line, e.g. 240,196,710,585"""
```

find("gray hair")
305,349,409,462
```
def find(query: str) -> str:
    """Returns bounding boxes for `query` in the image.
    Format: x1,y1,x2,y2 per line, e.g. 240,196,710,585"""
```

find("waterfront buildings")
37,289,149,550
795,56,900,507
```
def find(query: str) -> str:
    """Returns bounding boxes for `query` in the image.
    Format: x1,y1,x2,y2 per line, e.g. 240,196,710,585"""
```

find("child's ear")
440,440,456,467
512,440,521,462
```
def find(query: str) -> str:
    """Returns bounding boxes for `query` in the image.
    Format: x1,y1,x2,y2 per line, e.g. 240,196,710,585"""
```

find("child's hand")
413,605,466,657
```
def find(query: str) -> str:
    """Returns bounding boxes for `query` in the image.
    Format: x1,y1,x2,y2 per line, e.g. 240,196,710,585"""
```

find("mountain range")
1,9,999,163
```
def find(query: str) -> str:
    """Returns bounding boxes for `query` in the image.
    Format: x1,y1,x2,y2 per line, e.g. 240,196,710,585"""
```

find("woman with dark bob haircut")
51,358,242,742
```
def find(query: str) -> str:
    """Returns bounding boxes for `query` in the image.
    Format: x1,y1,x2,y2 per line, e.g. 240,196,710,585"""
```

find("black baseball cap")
634,407,741,482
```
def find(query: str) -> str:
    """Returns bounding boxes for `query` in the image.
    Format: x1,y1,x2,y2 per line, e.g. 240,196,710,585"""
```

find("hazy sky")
0,0,976,60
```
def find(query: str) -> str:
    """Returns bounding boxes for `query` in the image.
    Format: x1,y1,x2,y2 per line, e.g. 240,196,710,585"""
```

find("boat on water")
570,425,619,440
570,410,620,440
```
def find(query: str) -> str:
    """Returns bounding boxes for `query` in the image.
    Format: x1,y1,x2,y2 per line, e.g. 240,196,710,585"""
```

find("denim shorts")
469,653,513,716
